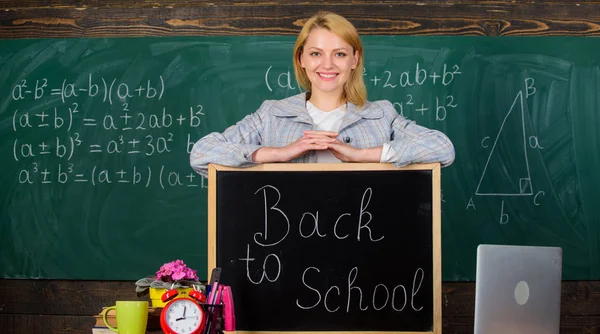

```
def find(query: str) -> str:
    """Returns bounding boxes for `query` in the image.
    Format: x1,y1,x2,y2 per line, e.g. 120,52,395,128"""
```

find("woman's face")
300,28,358,100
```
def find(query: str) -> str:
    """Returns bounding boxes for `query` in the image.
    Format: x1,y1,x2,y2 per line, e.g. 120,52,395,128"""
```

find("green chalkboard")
1,36,599,280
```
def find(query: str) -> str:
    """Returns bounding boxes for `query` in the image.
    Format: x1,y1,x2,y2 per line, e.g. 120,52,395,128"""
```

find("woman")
190,11,455,177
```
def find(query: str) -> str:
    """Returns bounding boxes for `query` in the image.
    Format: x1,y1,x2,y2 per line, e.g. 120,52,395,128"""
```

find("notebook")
474,244,563,334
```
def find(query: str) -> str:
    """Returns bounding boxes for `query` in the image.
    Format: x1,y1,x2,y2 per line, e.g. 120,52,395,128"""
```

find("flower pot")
149,287,194,308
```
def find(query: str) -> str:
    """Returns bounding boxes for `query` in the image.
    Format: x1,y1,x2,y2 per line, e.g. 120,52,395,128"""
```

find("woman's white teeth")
319,73,336,78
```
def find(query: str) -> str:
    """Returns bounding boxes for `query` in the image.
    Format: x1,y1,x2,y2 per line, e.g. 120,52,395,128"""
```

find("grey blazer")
190,93,454,176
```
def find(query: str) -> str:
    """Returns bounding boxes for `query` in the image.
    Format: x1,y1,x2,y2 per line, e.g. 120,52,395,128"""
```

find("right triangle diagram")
476,91,533,196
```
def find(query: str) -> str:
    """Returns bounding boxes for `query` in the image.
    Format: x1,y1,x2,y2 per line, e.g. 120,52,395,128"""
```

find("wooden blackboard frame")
208,163,442,334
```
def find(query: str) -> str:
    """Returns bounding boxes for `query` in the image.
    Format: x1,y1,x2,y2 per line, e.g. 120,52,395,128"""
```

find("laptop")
474,244,563,334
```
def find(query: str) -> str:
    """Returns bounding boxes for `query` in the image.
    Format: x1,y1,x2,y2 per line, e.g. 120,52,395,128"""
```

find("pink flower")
172,271,186,280
155,259,198,282
184,268,198,280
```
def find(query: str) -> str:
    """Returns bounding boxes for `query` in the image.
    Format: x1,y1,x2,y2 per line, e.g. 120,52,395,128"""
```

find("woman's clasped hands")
252,130,381,163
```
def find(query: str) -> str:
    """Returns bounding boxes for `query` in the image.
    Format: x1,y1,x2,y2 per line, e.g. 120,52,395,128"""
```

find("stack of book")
92,306,162,333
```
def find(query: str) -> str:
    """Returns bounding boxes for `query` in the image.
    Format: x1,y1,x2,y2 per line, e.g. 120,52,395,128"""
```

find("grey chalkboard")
1,36,599,280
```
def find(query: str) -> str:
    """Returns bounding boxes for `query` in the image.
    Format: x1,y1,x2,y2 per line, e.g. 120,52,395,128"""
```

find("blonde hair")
293,11,367,108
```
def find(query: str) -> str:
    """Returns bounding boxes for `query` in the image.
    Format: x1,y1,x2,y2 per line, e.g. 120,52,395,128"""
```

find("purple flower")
155,259,198,282
172,271,186,280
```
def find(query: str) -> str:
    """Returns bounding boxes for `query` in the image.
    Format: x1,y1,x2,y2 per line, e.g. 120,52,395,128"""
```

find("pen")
206,267,221,296
202,281,220,334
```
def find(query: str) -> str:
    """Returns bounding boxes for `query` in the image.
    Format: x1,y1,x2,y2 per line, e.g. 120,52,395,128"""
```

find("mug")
102,301,148,334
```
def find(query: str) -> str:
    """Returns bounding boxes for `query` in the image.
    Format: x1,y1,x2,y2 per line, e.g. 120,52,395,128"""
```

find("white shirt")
306,101,395,163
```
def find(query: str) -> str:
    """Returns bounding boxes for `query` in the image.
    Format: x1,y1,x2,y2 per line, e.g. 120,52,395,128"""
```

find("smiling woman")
294,17,362,111
298,27,359,110
190,11,455,176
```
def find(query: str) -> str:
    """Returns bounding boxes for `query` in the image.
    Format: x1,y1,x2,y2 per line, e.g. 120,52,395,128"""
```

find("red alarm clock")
160,288,207,334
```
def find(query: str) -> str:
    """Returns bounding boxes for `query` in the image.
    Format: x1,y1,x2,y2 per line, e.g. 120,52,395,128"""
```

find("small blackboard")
208,163,441,333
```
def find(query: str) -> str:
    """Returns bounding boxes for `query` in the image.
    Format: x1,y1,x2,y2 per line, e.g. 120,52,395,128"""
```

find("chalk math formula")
9,74,207,189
